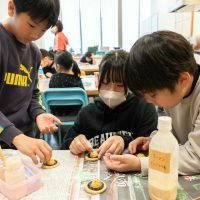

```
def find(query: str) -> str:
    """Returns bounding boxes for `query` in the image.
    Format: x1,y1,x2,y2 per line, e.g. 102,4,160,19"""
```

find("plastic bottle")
148,116,179,200
4,156,26,185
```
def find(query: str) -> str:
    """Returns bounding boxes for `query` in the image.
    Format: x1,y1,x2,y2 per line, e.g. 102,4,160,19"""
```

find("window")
80,0,101,53
122,0,139,51
101,0,118,49
60,0,81,53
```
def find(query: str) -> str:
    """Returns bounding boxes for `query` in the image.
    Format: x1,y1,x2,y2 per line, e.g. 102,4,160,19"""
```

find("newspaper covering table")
0,150,199,200
66,155,199,200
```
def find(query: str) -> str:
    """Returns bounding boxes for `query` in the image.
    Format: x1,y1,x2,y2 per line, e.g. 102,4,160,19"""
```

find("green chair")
96,51,106,56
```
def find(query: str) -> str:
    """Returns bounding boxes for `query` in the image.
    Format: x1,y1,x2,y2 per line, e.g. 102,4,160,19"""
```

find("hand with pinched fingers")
128,137,150,155
13,134,52,164
97,136,124,158
69,134,93,155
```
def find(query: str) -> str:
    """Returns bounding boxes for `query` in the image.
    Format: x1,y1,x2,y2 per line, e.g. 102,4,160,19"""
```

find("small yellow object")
46,158,56,166
136,153,145,157
84,179,107,195
85,151,99,161
89,151,98,158
90,179,102,189
42,158,59,169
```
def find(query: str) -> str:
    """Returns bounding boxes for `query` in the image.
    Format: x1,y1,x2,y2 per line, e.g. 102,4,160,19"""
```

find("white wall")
122,0,139,51
0,0,9,22
151,0,176,32
0,0,45,48
150,0,198,39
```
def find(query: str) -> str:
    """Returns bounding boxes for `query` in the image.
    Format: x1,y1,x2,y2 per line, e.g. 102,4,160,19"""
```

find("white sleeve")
178,128,200,175
140,156,149,176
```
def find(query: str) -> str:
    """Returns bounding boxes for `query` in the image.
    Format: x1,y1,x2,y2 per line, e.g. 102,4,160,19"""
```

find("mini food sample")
84,179,107,194
85,151,99,161
42,158,59,169
136,153,145,157
135,150,149,157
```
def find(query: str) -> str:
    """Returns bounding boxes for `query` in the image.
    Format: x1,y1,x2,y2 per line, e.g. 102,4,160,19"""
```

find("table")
0,150,199,200
80,75,98,97
38,76,98,97
73,55,102,66
0,150,75,200
79,65,99,75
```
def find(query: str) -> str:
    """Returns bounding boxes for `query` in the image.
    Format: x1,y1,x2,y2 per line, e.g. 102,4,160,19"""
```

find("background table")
38,76,98,97
0,150,198,200
79,65,99,75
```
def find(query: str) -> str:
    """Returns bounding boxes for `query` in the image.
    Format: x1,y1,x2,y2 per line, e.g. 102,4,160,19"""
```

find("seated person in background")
40,49,56,78
49,51,84,120
80,51,96,65
49,51,84,89
61,50,158,157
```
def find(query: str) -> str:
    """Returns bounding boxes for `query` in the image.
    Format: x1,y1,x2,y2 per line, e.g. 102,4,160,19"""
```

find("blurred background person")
51,20,69,52
40,49,56,78
80,51,96,65
49,51,83,89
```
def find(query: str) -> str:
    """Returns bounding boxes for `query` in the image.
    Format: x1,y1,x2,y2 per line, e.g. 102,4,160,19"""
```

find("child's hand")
97,136,124,158
45,72,53,78
13,134,52,164
128,137,150,154
103,153,141,172
36,113,62,133
69,134,93,155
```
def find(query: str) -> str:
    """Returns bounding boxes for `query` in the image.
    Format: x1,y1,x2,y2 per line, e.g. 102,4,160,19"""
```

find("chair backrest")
96,51,105,56
43,88,88,113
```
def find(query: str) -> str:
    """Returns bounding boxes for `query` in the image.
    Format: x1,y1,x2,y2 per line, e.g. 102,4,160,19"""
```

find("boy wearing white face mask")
61,50,158,157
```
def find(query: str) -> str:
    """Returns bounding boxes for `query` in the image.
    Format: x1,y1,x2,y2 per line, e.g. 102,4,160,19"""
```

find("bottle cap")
157,116,172,131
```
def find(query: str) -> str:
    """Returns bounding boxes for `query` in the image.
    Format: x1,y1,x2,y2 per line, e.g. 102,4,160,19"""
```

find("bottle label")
149,149,171,173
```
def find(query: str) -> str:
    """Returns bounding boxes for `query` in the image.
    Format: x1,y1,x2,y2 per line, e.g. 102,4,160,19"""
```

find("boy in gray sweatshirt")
104,31,200,175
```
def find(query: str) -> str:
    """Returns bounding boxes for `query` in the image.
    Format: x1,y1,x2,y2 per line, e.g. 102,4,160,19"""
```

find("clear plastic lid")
157,116,172,131
5,156,23,171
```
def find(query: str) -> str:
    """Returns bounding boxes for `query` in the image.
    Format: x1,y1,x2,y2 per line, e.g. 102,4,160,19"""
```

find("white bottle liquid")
148,116,179,200
4,156,26,185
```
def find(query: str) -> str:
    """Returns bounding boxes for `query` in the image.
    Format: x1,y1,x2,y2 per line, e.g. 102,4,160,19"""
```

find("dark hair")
125,30,197,95
40,49,54,60
98,50,128,91
13,0,60,28
85,52,92,58
55,20,63,32
55,51,80,77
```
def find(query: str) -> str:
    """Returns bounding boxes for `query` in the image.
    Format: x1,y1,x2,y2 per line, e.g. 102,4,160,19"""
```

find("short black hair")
55,51,80,77
40,49,54,60
13,0,60,28
55,20,63,32
85,52,92,58
98,50,128,91
125,30,197,95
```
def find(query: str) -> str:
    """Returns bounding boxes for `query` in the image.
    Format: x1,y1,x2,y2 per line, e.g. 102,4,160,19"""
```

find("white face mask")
99,90,126,109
